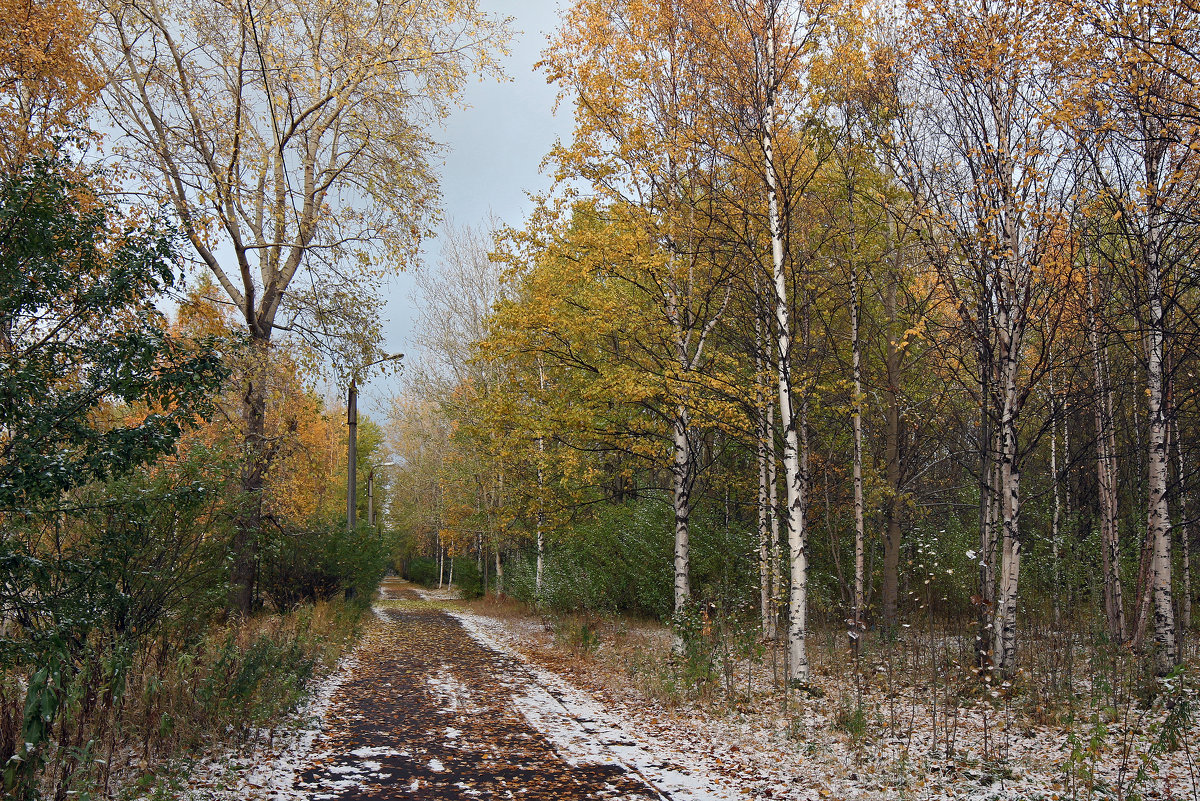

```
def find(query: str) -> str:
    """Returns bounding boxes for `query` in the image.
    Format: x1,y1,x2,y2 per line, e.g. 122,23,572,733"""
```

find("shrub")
405,556,439,587
452,557,483,599
505,495,757,621
259,517,389,609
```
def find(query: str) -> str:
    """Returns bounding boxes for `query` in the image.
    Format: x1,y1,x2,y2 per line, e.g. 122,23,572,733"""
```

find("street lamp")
348,354,403,533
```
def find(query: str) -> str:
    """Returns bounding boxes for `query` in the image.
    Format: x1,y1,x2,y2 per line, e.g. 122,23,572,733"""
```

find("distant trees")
389,0,1200,683
95,0,510,612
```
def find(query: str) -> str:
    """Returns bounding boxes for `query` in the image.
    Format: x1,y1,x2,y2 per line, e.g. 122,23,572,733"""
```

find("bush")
452,557,483,599
405,556,439,587
259,517,389,610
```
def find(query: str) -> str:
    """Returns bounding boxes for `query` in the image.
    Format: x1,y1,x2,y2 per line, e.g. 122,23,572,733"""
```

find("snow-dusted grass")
180,646,362,800
458,596,1200,801
117,600,370,800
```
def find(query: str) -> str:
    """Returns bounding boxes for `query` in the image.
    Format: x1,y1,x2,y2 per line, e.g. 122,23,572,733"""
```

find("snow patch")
185,644,361,800
426,666,476,714
447,608,743,801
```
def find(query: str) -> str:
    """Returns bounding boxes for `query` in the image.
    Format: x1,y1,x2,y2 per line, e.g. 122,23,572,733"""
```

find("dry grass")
0,597,368,800
462,595,1200,800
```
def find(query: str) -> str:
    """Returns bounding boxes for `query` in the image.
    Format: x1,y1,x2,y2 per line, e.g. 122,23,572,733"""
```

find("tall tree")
543,0,738,631
688,0,835,685
897,0,1075,673
95,0,508,612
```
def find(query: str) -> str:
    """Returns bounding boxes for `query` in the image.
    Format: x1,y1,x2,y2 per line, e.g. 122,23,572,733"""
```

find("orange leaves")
0,0,101,169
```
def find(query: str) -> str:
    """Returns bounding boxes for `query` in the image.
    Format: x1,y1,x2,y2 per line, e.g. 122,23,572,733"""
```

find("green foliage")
405,556,440,587
452,557,483,599
259,518,389,610
504,499,672,617
200,631,314,725
505,496,755,621
0,153,227,511
835,703,868,739
0,444,232,799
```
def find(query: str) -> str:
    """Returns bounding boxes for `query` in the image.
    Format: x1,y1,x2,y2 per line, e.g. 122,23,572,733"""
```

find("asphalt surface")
290,579,664,800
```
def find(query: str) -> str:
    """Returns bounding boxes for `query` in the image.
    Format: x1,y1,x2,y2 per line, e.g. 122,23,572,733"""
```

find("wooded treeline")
0,0,508,797
394,0,1200,688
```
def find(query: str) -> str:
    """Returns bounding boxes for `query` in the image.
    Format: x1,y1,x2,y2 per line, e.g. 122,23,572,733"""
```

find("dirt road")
275,579,732,800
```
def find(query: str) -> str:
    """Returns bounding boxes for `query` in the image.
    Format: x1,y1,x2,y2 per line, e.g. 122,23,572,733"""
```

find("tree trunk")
763,39,807,683
495,545,503,596
1088,256,1126,643
1145,209,1178,674
992,300,1023,675
672,404,693,634
850,242,865,636
231,336,271,615
975,315,996,668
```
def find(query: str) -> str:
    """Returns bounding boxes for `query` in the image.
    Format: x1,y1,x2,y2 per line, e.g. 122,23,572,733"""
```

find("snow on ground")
178,583,1200,801
446,597,1200,801
184,645,362,800
443,604,744,801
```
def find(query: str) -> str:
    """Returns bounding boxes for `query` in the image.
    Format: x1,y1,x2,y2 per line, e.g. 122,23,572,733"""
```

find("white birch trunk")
1146,231,1178,674
850,245,865,634
763,31,807,683
673,405,693,630
975,300,997,668
1087,259,1126,642
495,546,503,596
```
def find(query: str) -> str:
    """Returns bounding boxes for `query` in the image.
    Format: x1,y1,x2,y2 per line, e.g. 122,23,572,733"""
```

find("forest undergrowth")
0,599,367,801
466,591,1200,800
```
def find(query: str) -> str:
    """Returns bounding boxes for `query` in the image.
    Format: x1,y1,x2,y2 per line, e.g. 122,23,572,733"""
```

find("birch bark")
762,25,807,680
1087,255,1126,643
849,191,865,636
1144,158,1178,673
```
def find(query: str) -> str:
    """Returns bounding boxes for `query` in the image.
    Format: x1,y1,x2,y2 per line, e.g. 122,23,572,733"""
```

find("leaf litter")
183,578,738,799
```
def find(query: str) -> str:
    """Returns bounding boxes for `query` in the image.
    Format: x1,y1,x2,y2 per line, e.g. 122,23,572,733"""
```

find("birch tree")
543,0,738,631
1068,0,1200,672
95,0,508,612
693,0,832,684
898,0,1075,673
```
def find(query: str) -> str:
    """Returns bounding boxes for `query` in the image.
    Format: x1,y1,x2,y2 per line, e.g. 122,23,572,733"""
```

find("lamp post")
348,354,403,533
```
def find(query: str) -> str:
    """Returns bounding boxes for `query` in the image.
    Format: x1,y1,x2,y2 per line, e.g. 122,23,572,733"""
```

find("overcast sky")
357,0,569,418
